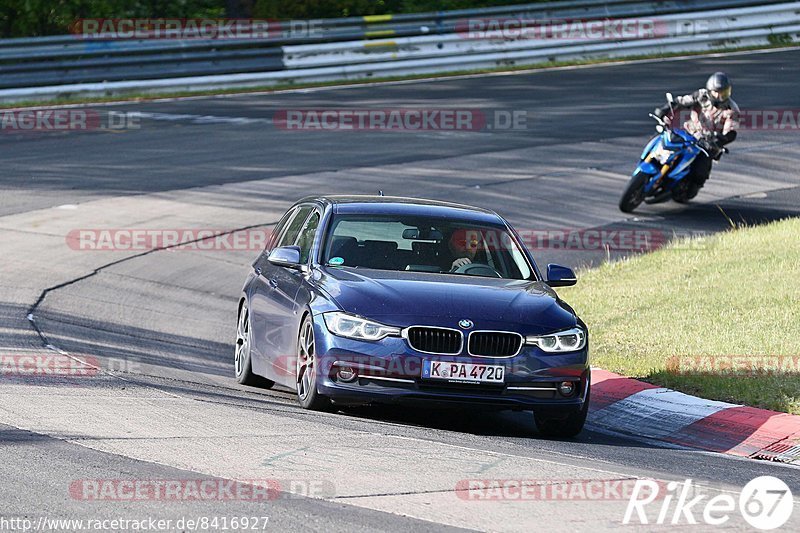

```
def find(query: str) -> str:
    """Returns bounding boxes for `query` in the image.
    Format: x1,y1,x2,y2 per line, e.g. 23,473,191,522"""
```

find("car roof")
295,195,505,224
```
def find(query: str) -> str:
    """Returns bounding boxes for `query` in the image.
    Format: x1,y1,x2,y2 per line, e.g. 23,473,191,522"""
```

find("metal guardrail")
0,0,796,102
282,3,800,69
0,0,771,48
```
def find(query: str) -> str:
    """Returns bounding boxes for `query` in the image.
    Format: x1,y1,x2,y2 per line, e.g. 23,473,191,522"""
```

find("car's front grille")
468,332,523,357
406,327,462,355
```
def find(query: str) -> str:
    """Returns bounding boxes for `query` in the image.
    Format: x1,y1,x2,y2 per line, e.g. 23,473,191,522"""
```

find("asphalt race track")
2,48,800,531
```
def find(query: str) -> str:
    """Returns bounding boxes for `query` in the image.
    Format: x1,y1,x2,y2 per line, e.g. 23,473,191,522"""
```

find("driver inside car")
446,228,485,272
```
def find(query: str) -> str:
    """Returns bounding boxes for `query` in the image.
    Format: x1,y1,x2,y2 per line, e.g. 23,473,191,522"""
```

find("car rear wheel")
235,301,274,388
534,386,590,438
296,315,333,411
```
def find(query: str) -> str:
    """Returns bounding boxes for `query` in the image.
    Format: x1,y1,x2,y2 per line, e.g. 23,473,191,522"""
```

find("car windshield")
322,214,534,280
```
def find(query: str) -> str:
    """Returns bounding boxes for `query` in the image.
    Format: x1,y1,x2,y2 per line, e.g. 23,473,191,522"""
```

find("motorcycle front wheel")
619,171,649,213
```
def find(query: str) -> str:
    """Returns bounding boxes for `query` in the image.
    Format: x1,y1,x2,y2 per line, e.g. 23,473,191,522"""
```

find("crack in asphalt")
330,477,647,500
25,220,278,353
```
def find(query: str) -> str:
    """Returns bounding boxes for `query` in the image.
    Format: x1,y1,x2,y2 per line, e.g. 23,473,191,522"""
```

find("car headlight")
525,327,586,353
323,312,401,341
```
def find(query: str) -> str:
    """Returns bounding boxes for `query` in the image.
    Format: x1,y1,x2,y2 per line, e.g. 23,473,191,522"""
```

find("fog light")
337,366,357,382
558,381,576,397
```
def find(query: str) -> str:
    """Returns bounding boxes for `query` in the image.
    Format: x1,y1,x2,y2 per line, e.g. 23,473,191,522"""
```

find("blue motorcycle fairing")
670,145,700,179
674,128,698,142
634,127,701,194
639,134,661,160
635,160,659,176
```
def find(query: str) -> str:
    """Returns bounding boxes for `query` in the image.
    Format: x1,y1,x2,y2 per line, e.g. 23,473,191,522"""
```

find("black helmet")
706,72,732,105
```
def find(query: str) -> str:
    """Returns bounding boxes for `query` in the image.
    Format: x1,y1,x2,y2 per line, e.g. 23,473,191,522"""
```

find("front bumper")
312,314,590,411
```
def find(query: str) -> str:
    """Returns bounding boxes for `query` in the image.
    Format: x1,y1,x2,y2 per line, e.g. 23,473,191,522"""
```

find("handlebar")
648,113,729,157
648,112,667,127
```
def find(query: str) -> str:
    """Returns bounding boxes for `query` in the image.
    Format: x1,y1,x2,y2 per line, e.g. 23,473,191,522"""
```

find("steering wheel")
453,262,502,278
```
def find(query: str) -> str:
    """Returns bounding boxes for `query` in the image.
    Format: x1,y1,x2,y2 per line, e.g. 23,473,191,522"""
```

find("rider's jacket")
673,88,740,141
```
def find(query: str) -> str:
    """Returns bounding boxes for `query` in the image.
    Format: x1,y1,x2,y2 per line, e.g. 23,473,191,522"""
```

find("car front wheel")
534,385,590,438
295,315,333,411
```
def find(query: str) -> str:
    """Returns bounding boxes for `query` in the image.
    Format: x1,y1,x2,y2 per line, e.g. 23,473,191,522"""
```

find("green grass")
560,217,800,414
3,42,799,109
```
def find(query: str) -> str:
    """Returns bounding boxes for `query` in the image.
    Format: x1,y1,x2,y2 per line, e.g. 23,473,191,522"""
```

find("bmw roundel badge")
458,319,474,329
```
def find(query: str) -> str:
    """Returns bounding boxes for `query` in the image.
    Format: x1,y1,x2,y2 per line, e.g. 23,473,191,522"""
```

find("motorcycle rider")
654,72,740,200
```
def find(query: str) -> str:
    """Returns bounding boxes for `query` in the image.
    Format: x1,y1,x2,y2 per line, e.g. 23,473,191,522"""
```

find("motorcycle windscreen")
640,135,661,160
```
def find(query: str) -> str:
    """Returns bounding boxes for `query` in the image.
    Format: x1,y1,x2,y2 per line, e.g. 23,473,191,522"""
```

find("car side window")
276,206,313,249
268,207,298,251
295,211,321,264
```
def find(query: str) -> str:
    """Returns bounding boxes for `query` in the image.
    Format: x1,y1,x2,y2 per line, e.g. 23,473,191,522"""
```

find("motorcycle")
619,93,728,213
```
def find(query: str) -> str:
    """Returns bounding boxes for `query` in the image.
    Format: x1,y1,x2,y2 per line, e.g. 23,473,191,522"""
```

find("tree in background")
0,0,224,38
252,0,525,18
0,0,538,38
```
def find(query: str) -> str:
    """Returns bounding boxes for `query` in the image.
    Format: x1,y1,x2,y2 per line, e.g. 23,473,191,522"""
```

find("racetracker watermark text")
670,109,800,131
65,227,709,253
455,479,665,500
273,109,527,131
69,478,335,500
457,17,667,40
71,18,322,39
0,354,139,382
1,354,99,377
667,355,800,376
0,110,140,132
447,228,709,253
66,229,271,252
456,17,754,40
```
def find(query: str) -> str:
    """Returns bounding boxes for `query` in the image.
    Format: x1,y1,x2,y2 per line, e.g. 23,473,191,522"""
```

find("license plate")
422,360,505,384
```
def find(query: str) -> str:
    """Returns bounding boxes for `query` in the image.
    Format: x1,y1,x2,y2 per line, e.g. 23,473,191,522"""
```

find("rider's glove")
706,133,724,150
698,137,714,151
701,135,723,160
653,106,666,118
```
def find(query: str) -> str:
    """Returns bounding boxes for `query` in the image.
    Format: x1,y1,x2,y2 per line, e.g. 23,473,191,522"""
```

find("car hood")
315,267,577,333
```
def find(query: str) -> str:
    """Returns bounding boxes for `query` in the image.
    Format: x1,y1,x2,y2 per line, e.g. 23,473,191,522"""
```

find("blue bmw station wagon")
236,196,590,437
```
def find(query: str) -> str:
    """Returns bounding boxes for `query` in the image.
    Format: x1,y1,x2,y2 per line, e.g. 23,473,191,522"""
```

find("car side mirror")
546,264,577,287
268,245,303,269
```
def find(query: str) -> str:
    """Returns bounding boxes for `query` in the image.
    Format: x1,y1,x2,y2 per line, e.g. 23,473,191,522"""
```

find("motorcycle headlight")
323,312,401,341
525,327,586,353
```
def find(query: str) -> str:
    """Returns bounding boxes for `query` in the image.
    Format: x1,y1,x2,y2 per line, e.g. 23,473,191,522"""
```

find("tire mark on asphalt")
25,220,278,353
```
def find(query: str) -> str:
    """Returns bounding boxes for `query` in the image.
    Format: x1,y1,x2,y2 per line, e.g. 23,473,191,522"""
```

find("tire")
534,385,590,439
619,172,649,213
672,189,690,204
673,180,702,203
295,315,333,411
235,301,275,388
671,178,693,204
